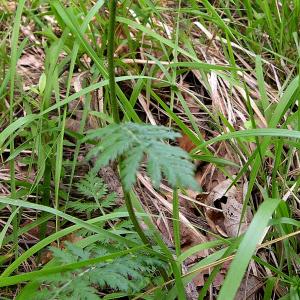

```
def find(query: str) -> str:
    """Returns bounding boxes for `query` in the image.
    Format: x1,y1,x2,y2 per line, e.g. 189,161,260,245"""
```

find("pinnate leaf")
85,122,199,191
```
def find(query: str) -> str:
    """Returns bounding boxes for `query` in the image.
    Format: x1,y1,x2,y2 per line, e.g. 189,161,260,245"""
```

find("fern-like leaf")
75,171,108,202
67,201,99,214
34,242,166,299
85,122,199,191
69,171,116,214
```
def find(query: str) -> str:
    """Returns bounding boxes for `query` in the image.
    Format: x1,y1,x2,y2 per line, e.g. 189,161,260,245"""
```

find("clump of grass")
1,1,300,299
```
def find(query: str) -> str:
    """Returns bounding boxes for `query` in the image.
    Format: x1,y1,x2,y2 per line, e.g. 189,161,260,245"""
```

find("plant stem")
172,189,181,257
124,191,149,245
108,0,120,124
107,0,149,245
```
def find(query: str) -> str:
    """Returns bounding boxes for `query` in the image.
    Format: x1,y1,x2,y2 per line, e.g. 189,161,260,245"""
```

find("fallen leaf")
196,163,227,192
181,83,201,114
65,118,81,132
178,134,196,152
205,179,252,237
40,233,82,265
21,220,55,240
235,275,262,300
205,209,227,236
213,260,231,289
98,165,124,205
222,198,252,237
192,271,206,287
162,191,208,256
17,48,44,89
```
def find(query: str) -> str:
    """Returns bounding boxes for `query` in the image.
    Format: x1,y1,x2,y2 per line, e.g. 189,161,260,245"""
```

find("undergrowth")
71,171,116,214
85,122,199,190
1,0,300,299
35,242,165,299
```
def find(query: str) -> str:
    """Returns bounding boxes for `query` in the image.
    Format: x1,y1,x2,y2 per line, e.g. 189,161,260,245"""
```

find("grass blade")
218,198,281,299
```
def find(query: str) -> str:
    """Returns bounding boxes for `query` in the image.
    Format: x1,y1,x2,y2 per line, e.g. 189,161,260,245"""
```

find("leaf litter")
2,1,297,299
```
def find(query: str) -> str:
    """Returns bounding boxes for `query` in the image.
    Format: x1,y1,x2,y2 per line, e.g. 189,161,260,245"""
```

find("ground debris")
205,178,252,237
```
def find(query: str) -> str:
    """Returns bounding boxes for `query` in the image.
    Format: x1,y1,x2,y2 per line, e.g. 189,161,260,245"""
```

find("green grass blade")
256,55,271,122
218,198,281,299
0,208,19,249
0,245,146,287
195,128,300,151
1,212,134,277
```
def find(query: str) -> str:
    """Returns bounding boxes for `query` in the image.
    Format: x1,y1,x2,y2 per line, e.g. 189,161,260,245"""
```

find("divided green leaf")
68,171,116,214
85,122,199,191
34,242,166,299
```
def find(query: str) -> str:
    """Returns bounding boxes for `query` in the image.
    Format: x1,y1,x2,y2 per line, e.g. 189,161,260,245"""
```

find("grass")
1,0,300,299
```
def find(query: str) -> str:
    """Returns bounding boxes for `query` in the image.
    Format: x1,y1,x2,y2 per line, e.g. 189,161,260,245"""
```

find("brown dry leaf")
178,134,196,153
21,220,55,241
156,211,207,258
211,260,231,290
190,261,229,292
235,275,262,300
192,271,206,287
162,191,207,256
181,83,201,114
164,190,193,211
205,179,252,237
205,209,227,236
63,233,83,244
189,260,228,294
98,165,124,205
196,163,227,192
192,260,261,299
195,139,240,192
17,48,44,88
40,249,54,266
137,173,209,261
180,225,207,256
222,197,252,237
65,118,81,132
40,233,82,265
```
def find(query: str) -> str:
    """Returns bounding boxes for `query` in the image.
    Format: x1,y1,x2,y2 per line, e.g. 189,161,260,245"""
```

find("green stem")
10,0,26,259
172,189,181,257
107,1,150,245
108,0,120,124
124,191,149,245
39,158,52,252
